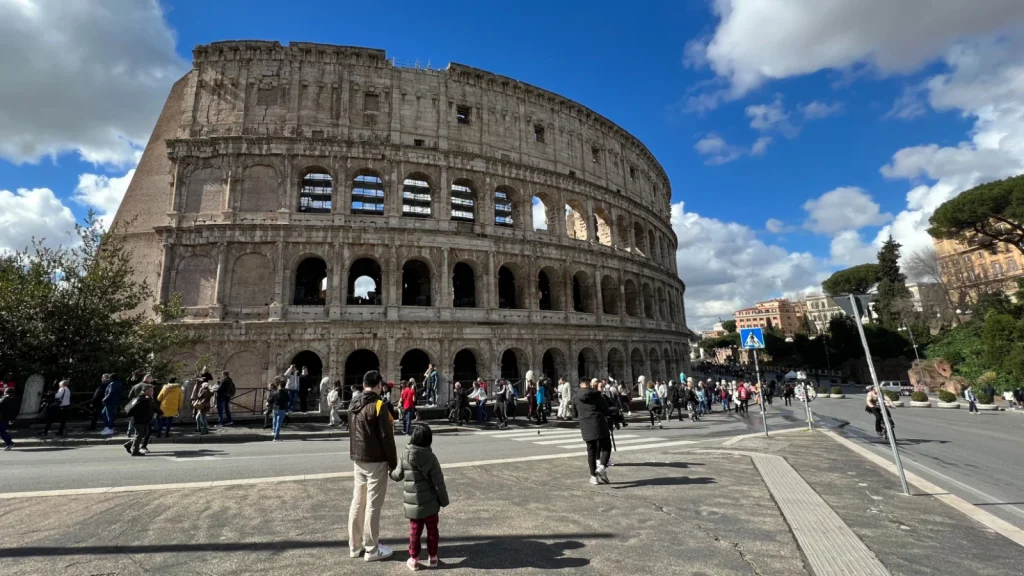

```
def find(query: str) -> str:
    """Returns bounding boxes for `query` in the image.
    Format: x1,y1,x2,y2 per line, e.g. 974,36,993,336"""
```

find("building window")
364,93,380,112
298,171,332,214
456,105,472,124
494,188,514,227
351,172,385,215
1007,257,1019,273
450,180,475,222
629,166,636,181
534,124,545,143
994,262,1004,277
414,139,425,147
591,146,601,164
402,177,432,217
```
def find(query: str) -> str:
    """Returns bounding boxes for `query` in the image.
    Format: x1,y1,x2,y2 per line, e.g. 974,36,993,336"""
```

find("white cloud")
0,0,187,166
0,187,77,253
695,133,744,165
73,168,136,228
532,196,548,231
746,98,790,132
673,202,827,328
886,85,928,120
692,0,1024,101
750,136,772,156
829,230,879,266
764,218,793,233
802,187,893,234
801,101,843,120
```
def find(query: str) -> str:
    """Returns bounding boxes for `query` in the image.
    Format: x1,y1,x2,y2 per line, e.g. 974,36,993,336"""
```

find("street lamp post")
901,321,924,390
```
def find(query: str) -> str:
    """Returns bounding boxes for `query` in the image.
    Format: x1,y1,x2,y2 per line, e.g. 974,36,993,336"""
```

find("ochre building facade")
112,41,690,401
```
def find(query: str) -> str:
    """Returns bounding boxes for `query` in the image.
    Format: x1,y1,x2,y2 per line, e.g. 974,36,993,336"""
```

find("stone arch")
630,347,645,386
565,199,588,240
229,253,273,306
657,286,668,321
344,349,380,391
401,258,433,306
294,256,328,305
290,350,324,397
663,347,672,383
297,165,332,214
452,348,479,384
500,347,529,381
601,274,619,315
184,167,225,214
593,207,613,247
615,215,631,251
174,255,216,307
572,270,596,314
402,172,432,218
237,164,280,213
633,222,647,257
399,348,432,384
494,185,518,228
649,348,662,381
497,262,525,309
223,349,264,391
541,347,568,382
450,177,476,222
452,260,478,308
577,347,600,381
348,257,383,305
624,279,640,317
607,347,626,381
351,170,385,215
642,282,655,319
648,229,658,262
532,192,555,232
537,265,565,311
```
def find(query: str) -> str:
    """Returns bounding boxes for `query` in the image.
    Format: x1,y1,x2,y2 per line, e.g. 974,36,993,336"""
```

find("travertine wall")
111,41,690,398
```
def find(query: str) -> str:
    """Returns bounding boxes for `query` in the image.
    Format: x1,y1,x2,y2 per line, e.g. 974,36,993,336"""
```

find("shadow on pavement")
610,462,704,470
439,539,590,570
610,476,716,489
0,533,613,559
144,449,226,458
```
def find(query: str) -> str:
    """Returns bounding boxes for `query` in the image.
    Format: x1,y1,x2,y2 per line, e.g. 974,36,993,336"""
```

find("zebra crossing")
471,427,685,450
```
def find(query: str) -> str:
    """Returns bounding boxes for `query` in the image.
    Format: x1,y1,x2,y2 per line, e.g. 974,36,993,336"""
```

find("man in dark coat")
573,380,612,485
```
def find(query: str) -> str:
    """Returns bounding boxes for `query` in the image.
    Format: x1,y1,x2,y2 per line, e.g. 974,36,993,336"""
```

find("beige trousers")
348,460,390,554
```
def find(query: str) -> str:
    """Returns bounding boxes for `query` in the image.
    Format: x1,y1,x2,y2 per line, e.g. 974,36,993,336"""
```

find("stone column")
159,242,174,303
270,240,284,320
486,251,496,310
594,265,603,320
441,248,451,308
213,242,228,319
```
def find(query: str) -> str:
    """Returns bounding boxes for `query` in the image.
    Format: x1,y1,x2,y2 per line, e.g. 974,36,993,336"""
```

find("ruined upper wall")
178,41,672,220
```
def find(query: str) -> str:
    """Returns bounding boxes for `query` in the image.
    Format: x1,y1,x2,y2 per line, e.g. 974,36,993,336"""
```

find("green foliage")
826,316,912,361
699,332,740,351
981,313,1017,368
721,320,736,333
911,391,928,402
928,174,1024,254
830,386,843,395
976,391,994,404
822,263,880,297
884,390,901,402
874,237,912,329
938,390,957,403
0,213,203,388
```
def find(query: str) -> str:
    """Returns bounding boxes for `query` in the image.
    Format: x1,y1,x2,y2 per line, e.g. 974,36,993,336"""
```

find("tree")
904,246,960,325
874,236,912,329
798,312,815,335
721,319,737,333
699,332,740,351
0,214,203,389
765,317,774,332
822,264,879,297
929,174,1024,256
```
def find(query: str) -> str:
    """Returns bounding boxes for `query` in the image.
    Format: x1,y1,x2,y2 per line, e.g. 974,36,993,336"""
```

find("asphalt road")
0,409,803,494
801,391,1024,531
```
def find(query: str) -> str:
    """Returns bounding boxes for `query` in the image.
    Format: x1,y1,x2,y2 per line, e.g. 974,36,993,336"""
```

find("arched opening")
450,179,475,222
348,258,382,305
542,348,567,382
498,265,521,309
532,196,549,231
630,348,645,385
642,283,655,319
601,275,619,315
648,229,658,262
649,348,662,381
298,169,332,213
594,208,612,247
351,171,385,215
452,349,478,384
657,286,668,321
577,347,599,381
452,261,476,307
401,259,432,306
607,348,625,381
291,350,324,403
400,349,431,384
572,271,595,313
344,349,380,397
624,279,640,317
495,186,515,227
565,201,588,240
402,174,431,218
500,348,526,381
663,348,672,383
633,223,647,257
616,216,631,252
293,257,327,305
537,266,563,311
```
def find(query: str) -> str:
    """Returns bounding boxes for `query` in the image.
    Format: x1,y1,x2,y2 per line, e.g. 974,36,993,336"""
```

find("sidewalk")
1,431,1020,575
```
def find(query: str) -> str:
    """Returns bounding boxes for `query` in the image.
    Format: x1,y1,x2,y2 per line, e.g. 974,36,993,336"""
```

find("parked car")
866,381,912,396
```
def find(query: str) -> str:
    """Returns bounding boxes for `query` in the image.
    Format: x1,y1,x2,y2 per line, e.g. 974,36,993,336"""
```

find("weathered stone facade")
111,41,690,401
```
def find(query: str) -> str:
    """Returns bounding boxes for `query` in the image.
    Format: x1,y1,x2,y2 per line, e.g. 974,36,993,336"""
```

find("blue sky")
3,0,1024,329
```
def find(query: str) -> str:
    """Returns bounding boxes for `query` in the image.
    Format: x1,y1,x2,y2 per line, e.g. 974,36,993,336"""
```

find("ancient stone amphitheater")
112,41,691,403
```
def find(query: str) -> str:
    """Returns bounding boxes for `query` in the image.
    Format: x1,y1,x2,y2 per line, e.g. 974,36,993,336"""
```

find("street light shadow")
610,462,705,470
145,449,226,458
435,538,592,570
611,476,716,489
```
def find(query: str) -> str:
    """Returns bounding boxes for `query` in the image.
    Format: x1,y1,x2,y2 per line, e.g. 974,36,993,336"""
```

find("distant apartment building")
933,236,1024,306
733,298,803,336
906,282,951,318
802,294,845,333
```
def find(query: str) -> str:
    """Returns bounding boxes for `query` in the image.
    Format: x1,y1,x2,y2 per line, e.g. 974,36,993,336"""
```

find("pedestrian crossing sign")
740,327,765,349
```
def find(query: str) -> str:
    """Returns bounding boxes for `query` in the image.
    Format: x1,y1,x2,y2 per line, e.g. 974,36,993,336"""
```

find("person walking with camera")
573,379,612,485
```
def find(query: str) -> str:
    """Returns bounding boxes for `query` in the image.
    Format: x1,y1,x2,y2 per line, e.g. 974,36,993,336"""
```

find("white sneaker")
428,556,439,568
406,557,420,571
365,544,393,562
595,464,609,484
589,476,600,485
349,548,363,559
100,428,114,436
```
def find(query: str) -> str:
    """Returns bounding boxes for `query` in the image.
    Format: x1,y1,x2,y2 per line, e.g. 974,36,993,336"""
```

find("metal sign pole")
754,348,768,437
803,382,813,430
848,295,910,496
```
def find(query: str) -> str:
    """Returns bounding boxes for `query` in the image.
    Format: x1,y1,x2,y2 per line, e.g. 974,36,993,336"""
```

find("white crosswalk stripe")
552,437,691,449
471,427,692,451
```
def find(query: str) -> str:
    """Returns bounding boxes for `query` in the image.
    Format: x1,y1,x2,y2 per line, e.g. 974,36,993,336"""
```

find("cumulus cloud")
0,187,77,253
691,0,1024,101
746,97,792,132
801,101,843,120
695,134,744,165
764,218,794,234
0,0,187,166
532,196,548,230
829,230,880,267
672,202,827,328
802,187,893,234
73,168,137,228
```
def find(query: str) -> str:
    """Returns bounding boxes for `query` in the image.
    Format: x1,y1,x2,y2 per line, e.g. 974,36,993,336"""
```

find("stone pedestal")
18,374,45,419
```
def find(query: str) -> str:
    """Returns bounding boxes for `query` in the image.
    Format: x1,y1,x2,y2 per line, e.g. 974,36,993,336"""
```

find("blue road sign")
740,327,765,349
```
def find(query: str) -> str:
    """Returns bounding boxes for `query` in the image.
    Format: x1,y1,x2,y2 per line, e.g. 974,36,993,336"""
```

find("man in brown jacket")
347,369,398,562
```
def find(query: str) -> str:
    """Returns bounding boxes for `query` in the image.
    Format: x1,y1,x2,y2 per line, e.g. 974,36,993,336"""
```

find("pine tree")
874,236,912,329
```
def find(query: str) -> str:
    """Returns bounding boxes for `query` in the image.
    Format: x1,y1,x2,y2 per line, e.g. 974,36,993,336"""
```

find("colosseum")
112,40,692,405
